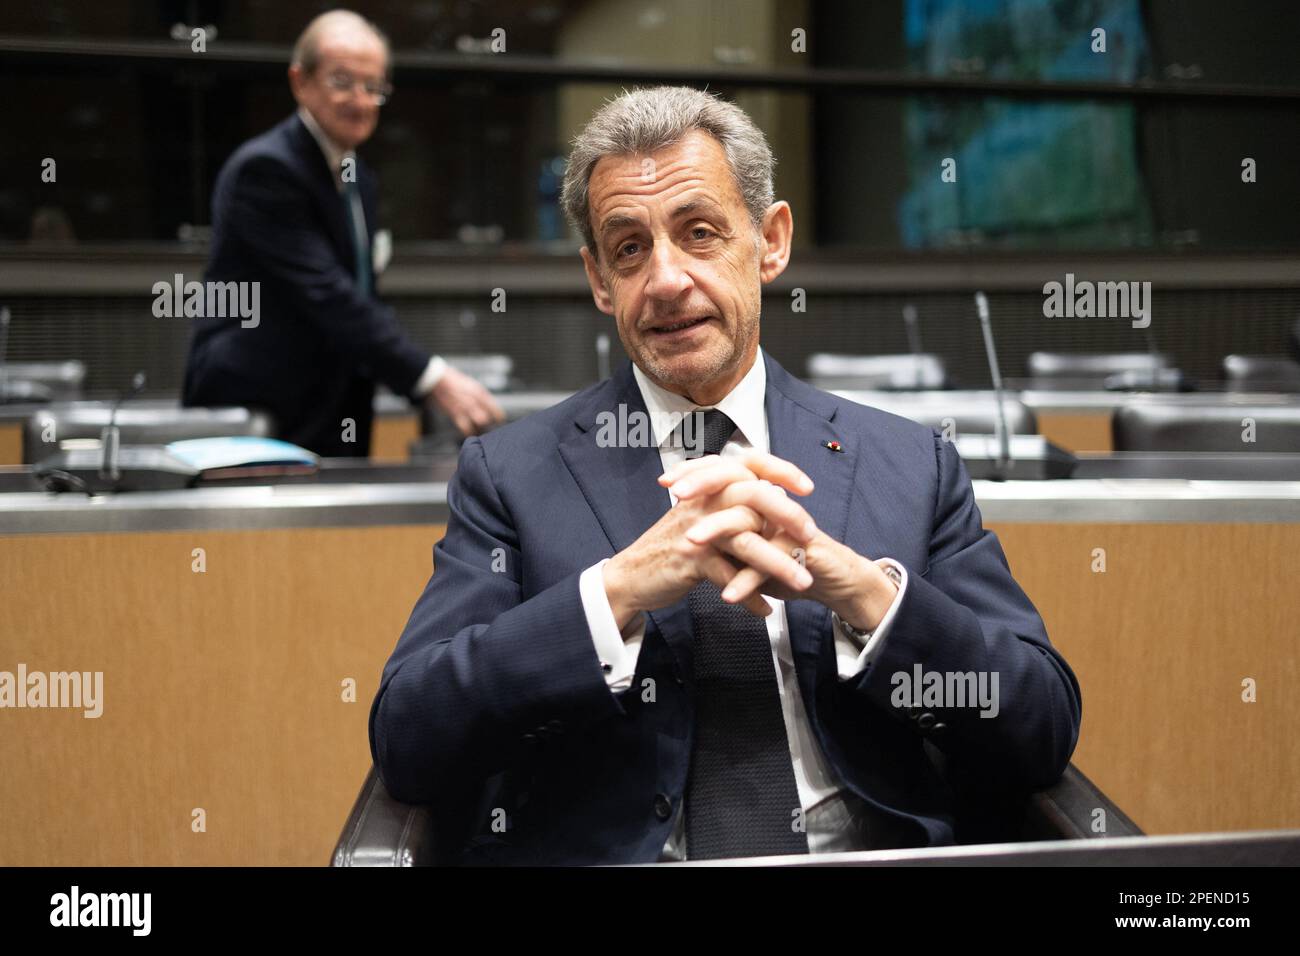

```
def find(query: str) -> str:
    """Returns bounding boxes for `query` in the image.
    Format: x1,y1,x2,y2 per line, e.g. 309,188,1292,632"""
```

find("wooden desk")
2,479,1298,863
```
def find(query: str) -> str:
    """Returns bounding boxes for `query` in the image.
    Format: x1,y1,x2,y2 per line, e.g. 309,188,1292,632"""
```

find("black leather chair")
331,761,1142,866
1222,355,1300,393
1113,401,1300,452
22,400,277,464
807,353,949,391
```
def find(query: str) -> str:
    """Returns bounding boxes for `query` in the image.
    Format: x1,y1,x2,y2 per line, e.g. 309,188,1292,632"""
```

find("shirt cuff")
579,559,645,693
834,558,908,681
412,355,448,397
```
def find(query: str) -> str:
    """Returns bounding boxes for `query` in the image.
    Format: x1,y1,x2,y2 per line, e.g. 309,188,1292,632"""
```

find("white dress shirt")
576,348,909,844
296,106,447,397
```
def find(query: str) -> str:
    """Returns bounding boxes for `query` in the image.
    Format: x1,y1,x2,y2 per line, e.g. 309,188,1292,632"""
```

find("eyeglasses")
321,70,393,105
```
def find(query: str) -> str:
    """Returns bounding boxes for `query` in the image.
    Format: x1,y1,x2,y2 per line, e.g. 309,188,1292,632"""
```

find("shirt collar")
631,347,768,454
297,106,354,190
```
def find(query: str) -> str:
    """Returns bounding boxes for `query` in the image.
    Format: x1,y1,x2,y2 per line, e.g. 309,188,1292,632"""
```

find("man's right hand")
429,366,506,437
601,452,819,630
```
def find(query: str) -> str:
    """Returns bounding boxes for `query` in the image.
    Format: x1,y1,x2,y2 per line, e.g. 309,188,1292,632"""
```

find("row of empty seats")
805,350,1300,393
14,387,1300,464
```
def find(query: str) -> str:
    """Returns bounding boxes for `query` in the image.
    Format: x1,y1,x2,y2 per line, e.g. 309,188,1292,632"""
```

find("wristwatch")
833,560,903,641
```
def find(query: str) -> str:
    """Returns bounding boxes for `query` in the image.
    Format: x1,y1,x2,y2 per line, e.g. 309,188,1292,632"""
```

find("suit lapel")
558,362,697,667
762,351,858,714
285,114,357,274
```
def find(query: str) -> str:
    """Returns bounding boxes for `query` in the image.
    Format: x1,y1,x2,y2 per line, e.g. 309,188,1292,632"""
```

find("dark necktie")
342,177,372,298
680,408,810,859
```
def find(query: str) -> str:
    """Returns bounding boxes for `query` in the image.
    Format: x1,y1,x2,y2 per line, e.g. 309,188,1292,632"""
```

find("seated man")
370,86,1081,865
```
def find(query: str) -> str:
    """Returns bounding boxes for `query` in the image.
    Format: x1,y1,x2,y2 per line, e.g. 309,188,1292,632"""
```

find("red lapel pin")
823,440,844,453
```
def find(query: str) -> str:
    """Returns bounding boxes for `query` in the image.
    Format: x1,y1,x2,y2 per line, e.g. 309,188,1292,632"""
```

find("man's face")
580,129,791,404
289,26,387,150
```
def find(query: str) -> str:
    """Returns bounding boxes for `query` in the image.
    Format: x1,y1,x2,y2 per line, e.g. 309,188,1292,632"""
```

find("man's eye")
617,241,642,258
690,227,715,241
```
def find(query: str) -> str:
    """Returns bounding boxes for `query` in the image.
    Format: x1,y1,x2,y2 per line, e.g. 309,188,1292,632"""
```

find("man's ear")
288,65,307,105
757,201,793,285
580,246,615,316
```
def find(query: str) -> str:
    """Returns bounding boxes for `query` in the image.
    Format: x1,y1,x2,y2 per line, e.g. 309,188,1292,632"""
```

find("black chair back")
1113,401,1300,452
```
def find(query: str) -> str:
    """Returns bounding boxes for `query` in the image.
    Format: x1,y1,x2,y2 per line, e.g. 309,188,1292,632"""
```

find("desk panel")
989,521,1300,837
1035,411,1113,452
0,423,21,466
0,523,439,866
369,413,419,462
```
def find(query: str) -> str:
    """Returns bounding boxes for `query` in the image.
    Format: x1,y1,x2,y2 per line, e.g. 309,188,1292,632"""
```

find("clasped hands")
602,451,898,635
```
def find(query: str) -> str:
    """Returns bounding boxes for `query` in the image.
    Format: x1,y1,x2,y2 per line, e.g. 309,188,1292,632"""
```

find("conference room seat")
1222,354,1300,392
330,761,1142,866
1113,401,1300,452
21,401,277,464
830,390,1038,439
807,353,949,391
0,360,86,401
1027,351,1178,391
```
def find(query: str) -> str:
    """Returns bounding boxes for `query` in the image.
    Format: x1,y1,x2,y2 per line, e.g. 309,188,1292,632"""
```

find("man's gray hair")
561,86,775,255
291,9,390,74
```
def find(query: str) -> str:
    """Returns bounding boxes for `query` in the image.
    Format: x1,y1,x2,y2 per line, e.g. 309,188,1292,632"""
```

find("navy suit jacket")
182,113,429,457
370,351,1082,864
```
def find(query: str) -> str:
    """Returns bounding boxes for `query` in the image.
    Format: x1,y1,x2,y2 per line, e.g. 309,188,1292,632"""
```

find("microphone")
100,371,147,483
36,368,201,493
974,292,1012,476
960,292,1076,480
1104,320,1191,392
595,332,610,381
902,303,924,389
0,306,8,398
903,303,923,357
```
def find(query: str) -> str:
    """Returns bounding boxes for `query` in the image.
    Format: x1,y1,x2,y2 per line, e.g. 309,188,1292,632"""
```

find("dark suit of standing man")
370,87,1082,865
182,9,502,456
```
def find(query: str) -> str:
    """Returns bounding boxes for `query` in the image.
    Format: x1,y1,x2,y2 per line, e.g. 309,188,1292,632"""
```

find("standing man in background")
183,9,503,456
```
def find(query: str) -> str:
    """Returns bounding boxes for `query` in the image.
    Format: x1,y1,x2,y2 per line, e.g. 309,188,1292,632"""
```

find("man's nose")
643,240,694,302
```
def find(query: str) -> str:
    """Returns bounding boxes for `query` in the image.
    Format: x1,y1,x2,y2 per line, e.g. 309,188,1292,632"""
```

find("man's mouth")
648,316,711,335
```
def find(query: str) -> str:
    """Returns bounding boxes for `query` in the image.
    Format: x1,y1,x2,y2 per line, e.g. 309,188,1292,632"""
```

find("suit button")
931,722,947,735
653,793,673,821
521,733,538,746
917,713,936,730
546,719,565,735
